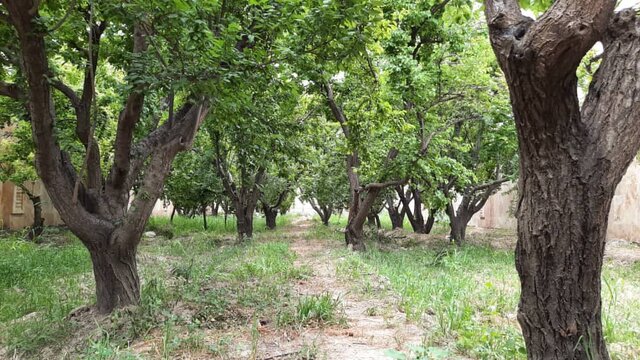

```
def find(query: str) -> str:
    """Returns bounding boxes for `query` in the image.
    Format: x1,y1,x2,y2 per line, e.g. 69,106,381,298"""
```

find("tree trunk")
25,195,44,241
264,204,277,230
448,211,470,246
424,209,436,234
367,214,376,227
88,240,140,314
211,202,219,217
387,201,404,230
411,188,426,233
170,206,176,223
202,205,208,230
484,2,640,358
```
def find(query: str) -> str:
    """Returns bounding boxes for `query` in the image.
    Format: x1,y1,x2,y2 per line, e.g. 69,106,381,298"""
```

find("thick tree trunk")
235,206,254,239
484,2,640,358
25,195,44,241
516,167,614,359
88,240,140,314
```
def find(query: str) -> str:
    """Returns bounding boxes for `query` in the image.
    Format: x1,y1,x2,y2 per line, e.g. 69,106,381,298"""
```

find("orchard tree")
164,134,224,229
484,0,640,358
382,0,473,235
0,0,286,313
298,117,350,226
259,171,295,230
209,72,303,240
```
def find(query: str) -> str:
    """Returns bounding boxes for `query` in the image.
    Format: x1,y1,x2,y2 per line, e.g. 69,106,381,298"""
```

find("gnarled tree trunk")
3,1,209,313
485,1,640,358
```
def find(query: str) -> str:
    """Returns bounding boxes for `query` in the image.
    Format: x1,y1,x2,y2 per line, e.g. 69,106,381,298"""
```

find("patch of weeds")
279,293,344,328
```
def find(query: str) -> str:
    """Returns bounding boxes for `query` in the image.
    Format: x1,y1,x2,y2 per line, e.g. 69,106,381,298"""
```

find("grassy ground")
0,214,639,359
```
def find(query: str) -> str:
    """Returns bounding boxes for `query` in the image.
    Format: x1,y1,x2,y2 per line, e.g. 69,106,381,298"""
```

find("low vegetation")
1,215,639,359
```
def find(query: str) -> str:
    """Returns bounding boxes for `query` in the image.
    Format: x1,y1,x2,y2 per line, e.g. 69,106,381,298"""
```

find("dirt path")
256,219,424,360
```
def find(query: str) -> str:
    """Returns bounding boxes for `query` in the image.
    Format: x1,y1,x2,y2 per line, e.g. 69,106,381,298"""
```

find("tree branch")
0,81,23,99
108,23,148,192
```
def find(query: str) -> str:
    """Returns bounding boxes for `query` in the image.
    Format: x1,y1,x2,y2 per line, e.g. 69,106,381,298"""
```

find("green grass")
0,214,305,358
146,213,294,238
2,215,640,359
319,212,450,235
0,234,93,353
330,225,640,360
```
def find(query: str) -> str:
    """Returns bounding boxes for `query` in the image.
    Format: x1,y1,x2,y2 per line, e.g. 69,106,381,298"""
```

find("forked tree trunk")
309,199,332,226
485,2,640,358
4,1,209,314
386,197,405,230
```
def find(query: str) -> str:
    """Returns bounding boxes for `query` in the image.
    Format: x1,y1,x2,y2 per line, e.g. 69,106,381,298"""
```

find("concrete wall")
470,159,640,242
0,181,64,230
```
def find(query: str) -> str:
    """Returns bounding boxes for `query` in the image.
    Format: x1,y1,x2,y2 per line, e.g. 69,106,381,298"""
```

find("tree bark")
88,240,139,314
386,195,405,230
446,202,471,245
484,1,640,358
25,194,44,241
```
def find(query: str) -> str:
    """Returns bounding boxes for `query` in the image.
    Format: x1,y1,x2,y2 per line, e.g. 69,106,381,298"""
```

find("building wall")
470,159,640,242
0,181,64,230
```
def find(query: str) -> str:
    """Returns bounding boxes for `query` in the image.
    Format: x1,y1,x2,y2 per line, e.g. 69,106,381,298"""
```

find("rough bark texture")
89,239,139,313
485,0,640,358
3,1,208,313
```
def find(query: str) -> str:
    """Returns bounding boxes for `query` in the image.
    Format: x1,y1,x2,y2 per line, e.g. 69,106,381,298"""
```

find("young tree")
298,118,350,226
209,73,302,240
484,0,640,357
0,0,274,313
